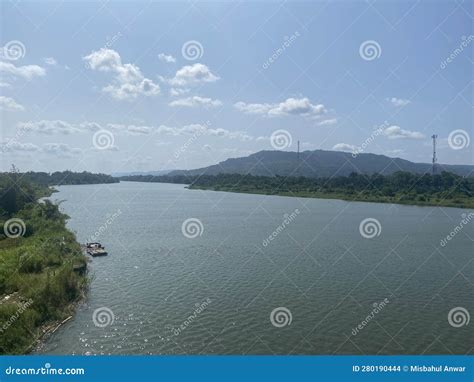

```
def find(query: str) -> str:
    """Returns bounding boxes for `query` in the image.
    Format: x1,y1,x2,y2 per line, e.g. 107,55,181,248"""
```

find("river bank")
0,173,88,354
189,185,474,209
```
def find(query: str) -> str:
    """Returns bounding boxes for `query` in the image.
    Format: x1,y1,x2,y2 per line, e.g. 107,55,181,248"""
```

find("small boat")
84,242,108,257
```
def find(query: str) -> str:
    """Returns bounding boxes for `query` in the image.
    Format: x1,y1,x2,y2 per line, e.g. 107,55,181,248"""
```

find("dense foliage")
121,171,474,208
0,171,87,354
9,171,119,186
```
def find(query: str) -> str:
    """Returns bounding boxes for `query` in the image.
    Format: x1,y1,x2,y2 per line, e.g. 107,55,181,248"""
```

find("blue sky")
0,0,472,173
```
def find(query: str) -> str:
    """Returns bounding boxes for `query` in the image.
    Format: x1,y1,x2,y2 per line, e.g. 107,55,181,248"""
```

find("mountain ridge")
167,149,474,178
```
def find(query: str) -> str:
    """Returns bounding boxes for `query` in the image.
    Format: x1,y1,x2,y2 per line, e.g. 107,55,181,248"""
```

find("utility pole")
431,134,437,175
297,140,300,161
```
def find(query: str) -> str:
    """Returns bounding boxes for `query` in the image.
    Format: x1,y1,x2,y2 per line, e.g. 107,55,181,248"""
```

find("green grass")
0,174,88,354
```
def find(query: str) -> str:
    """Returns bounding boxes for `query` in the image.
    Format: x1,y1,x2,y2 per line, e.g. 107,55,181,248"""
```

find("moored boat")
83,242,108,257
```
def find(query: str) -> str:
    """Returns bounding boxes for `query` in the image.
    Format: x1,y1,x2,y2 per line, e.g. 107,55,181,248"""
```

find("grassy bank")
189,185,474,208
0,172,88,354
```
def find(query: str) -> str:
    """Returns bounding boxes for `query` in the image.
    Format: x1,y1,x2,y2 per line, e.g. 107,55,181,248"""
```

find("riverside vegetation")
0,170,115,354
120,171,474,208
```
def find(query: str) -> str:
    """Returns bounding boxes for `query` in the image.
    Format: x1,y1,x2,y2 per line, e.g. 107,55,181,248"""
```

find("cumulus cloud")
383,125,424,140
234,97,326,118
0,61,46,80
164,63,219,87
83,48,160,100
19,120,80,134
387,97,410,107
0,96,24,111
332,143,357,152
169,96,222,108
158,53,176,63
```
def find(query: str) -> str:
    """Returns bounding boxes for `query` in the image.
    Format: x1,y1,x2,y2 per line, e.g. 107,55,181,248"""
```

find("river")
38,181,473,355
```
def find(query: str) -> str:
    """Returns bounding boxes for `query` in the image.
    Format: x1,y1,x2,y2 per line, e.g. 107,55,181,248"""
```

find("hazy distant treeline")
3,171,119,186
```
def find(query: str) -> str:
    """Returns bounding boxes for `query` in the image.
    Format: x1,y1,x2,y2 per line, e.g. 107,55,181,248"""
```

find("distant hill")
167,150,474,178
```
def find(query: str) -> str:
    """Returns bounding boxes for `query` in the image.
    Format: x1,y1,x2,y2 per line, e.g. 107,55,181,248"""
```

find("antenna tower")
431,134,438,175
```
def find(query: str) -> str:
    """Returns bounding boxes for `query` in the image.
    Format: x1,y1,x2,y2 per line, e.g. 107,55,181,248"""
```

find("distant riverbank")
120,171,474,209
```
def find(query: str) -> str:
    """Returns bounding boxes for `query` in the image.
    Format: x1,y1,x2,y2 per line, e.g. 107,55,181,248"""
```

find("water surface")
39,182,473,355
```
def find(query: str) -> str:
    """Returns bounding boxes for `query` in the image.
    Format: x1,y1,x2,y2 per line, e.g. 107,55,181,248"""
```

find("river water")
38,181,473,354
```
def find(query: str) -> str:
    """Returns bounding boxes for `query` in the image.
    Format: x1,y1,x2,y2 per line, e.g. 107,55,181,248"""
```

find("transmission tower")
431,134,438,175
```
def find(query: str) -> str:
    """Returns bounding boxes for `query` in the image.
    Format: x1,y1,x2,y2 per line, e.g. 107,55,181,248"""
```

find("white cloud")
127,125,152,135
79,122,103,131
15,119,255,145
234,97,326,118
170,87,190,97
83,48,160,100
164,63,219,87
43,57,57,66
0,96,24,111
169,96,222,108
43,143,82,157
383,125,424,140
332,143,356,152
317,118,337,126
19,120,81,134
387,149,405,156
234,101,272,115
156,123,253,142
1,140,39,152
387,97,410,107
158,53,176,63
0,61,46,80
